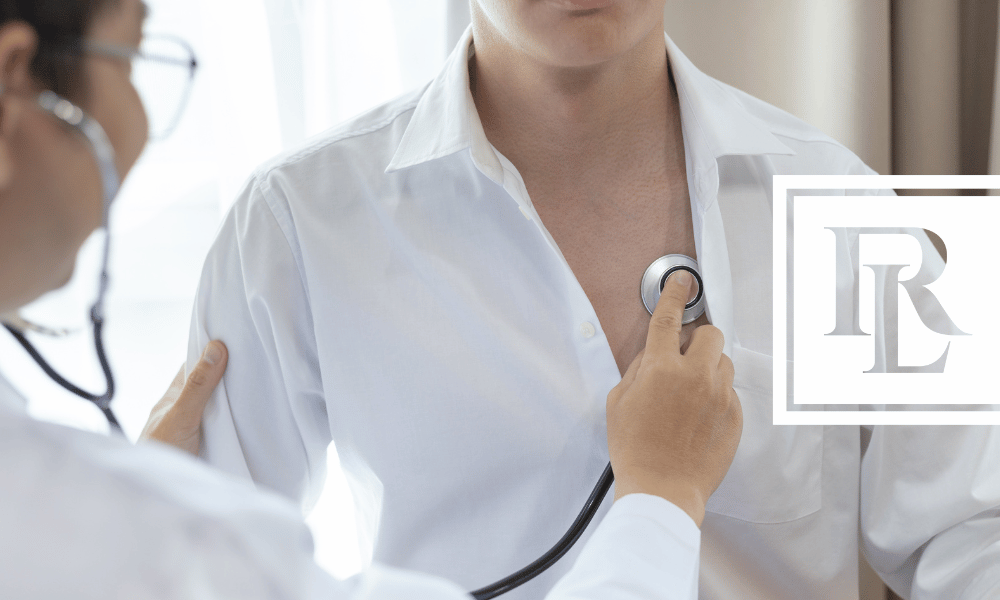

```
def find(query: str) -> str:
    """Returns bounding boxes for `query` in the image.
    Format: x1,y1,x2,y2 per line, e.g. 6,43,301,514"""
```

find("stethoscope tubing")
10,86,708,595
471,254,705,597
3,312,121,434
470,462,614,599
1,91,123,435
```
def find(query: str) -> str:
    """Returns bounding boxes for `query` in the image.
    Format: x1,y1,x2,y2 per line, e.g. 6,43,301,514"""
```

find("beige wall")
664,0,998,184
663,0,892,175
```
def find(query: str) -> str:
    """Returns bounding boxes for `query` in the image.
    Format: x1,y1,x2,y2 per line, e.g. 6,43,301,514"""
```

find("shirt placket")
490,149,624,408
692,164,739,357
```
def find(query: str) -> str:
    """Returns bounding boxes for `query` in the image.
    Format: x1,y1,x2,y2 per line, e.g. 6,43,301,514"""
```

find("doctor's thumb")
184,341,228,400
140,341,228,454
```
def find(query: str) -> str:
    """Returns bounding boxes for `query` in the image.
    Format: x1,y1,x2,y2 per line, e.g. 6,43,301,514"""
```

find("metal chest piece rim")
640,254,706,324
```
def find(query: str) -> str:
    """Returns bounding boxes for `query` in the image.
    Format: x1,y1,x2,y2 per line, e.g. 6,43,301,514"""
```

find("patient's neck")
469,24,684,207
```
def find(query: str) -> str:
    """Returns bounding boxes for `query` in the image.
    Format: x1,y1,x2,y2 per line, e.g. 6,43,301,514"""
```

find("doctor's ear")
0,21,38,190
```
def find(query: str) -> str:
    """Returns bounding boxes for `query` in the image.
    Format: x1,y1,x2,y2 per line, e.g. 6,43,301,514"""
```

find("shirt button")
580,321,596,339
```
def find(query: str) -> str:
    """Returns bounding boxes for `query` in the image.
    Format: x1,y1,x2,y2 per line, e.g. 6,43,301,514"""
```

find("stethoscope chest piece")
640,254,706,323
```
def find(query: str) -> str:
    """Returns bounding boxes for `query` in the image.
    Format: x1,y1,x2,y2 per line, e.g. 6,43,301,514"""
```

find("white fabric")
0,370,700,599
189,26,1000,600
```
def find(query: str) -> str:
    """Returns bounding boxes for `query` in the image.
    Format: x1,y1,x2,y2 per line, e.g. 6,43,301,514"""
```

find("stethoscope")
2,90,124,435
2,88,711,599
471,254,706,599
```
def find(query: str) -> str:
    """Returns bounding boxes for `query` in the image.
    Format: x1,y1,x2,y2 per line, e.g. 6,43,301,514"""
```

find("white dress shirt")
0,368,700,599
189,26,1000,599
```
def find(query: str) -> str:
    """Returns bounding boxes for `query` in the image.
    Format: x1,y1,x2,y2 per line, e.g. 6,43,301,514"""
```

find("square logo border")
773,175,1000,425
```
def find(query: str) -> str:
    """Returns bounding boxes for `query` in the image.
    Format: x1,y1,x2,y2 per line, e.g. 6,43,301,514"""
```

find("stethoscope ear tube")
1,90,124,435
3,314,122,434
470,463,615,599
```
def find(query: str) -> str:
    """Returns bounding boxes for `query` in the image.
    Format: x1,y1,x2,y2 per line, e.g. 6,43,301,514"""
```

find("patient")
158,1,1000,598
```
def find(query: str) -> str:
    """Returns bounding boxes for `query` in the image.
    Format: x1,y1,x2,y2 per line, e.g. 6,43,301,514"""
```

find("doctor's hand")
139,341,228,456
606,271,742,527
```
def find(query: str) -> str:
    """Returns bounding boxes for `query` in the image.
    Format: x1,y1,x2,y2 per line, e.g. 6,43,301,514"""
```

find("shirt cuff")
610,492,701,541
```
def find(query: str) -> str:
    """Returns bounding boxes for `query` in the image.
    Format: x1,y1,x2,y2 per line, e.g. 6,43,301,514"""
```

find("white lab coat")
188,26,1000,600
0,370,701,598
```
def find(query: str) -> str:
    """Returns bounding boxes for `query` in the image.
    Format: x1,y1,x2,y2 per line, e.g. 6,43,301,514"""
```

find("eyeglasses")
83,35,198,140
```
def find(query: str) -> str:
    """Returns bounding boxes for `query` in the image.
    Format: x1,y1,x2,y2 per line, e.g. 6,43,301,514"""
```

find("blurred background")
0,1,995,599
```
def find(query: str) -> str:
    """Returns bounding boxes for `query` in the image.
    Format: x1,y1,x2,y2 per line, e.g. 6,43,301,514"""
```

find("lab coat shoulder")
0,410,331,600
0,393,703,599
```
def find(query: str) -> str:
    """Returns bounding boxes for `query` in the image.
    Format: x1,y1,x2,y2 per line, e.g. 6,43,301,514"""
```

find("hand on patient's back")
140,341,228,456
606,271,742,527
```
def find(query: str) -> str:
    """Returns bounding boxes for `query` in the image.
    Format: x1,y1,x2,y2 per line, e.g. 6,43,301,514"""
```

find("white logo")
824,227,968,373
773,175,1000,425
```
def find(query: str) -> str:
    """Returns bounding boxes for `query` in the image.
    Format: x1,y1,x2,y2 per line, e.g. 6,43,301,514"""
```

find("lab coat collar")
386,26,795,191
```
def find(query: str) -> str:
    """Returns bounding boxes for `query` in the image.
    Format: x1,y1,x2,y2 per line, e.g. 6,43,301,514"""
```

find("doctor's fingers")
645,270,695,358
621,348,646,388
683,324,725,365
184,341,227,391
607,348,644,411
166,365,186,397
142,365,186,428
717,352,735,389
174,341,228,417
678,312,710,355
140,341,227,454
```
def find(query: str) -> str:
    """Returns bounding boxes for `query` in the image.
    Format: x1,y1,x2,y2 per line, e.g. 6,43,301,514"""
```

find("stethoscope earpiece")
640,254,706,323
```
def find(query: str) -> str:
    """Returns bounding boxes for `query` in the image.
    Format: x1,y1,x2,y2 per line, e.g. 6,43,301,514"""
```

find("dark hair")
0,0,117,101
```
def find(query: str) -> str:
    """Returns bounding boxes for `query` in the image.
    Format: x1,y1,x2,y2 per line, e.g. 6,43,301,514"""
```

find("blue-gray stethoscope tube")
2,89,123,435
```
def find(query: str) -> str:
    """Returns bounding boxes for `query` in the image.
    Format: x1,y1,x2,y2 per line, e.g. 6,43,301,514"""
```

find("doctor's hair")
0,0,118,102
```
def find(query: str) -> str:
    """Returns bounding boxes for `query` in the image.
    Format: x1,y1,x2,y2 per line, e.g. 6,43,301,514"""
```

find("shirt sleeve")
162,461,701,600
857,186,1000,599
2,412,699,600
324,495,701,600
149,448,700,600
860,421,1000,598
188,173,332,512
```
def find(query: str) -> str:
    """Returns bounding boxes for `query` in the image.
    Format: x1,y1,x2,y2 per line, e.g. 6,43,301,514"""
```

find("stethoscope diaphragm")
640,254,705,324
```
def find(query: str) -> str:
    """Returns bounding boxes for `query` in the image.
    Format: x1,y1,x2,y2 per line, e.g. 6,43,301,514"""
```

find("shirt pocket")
703,345,823,523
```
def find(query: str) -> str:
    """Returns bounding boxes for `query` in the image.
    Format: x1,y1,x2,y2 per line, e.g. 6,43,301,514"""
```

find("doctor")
0,0,742,597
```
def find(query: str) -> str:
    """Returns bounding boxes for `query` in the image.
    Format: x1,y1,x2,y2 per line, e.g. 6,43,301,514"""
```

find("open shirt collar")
386,25,795,202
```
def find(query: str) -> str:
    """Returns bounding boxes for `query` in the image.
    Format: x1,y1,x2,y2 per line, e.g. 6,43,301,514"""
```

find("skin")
609,271,741,526
0,0,225,449
0,1,146,313
470,0,740,522
470,0,709,378
468,0,675,171
1,0,741,525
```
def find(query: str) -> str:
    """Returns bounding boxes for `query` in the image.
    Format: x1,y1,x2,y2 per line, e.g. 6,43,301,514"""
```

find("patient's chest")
530,182,707,377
